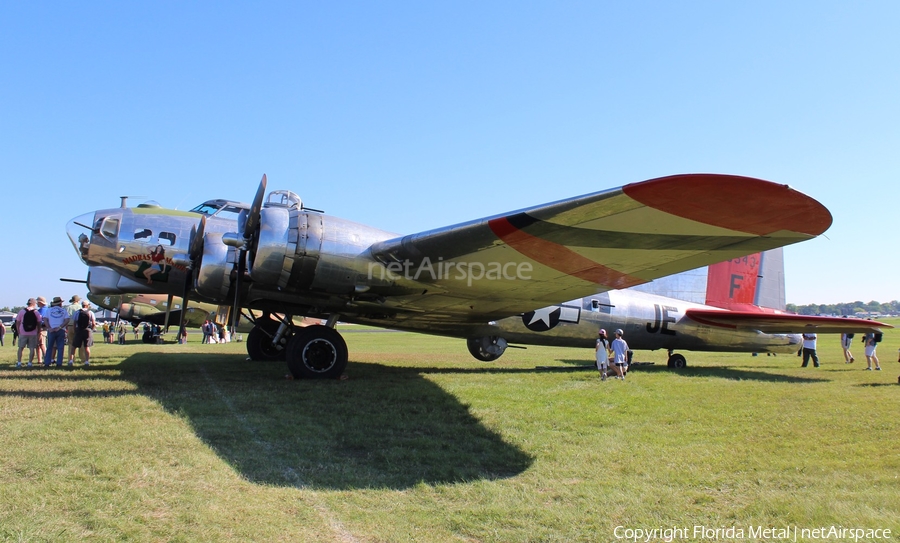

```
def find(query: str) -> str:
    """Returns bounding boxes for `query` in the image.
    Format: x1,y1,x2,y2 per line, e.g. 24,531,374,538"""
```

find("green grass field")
1,323,898,542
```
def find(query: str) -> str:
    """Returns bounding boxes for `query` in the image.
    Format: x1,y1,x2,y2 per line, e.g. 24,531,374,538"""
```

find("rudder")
705,248,785,311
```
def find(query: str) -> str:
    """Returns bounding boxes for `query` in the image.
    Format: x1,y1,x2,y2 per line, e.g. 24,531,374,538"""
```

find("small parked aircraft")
84,292,216,328
65,173,886,378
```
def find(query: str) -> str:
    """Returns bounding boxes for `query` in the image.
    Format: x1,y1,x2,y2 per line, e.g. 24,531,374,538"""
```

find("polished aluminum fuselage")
69,200,801,358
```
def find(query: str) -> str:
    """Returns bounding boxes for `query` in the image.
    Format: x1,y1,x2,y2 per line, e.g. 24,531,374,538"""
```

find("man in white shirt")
611,329,630,381
800,333,819,368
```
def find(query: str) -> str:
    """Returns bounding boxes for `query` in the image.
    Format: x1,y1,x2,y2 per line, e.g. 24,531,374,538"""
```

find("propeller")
173,214,207,334
229,174,267,335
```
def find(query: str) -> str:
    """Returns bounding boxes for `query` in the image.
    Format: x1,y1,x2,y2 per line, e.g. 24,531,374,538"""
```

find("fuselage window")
157,232,176,246
135,228,152,240
100,218,120,240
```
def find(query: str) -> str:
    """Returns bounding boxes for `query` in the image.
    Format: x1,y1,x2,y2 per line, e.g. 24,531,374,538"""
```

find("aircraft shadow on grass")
109,353,535,491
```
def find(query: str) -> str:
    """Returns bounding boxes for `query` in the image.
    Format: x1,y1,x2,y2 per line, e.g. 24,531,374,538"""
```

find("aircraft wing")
685,310,893,334
367,174,833,321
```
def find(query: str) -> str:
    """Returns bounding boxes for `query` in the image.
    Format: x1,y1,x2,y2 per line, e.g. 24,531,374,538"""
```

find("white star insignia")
528,306,558,328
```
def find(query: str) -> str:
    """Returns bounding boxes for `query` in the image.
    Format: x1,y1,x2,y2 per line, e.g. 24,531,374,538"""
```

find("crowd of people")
4,295,97,368
201,320,230,344
2,295,233,369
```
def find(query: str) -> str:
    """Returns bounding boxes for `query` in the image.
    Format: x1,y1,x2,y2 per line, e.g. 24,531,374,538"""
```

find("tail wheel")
286,325,348,379
667,353,687,369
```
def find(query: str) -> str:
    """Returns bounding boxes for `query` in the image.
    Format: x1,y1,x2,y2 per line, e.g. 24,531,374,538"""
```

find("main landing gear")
667,350,687,369
246,313,348,379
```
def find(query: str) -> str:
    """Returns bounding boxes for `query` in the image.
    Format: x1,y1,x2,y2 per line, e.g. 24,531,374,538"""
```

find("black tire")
246,320,287,361
668,353,687,369
286,325,348,379
466,337,503,362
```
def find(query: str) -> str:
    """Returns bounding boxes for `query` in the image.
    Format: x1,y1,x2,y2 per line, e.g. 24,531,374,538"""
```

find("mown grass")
1,323,898,542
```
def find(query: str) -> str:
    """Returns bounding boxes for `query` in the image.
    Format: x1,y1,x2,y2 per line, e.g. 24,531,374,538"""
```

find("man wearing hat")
44,297,70,367
65,295,83,366
72,300,97,367
15,298,42,368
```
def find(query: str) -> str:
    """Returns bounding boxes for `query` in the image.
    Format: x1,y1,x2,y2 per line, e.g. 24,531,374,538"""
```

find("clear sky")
2,1,898,309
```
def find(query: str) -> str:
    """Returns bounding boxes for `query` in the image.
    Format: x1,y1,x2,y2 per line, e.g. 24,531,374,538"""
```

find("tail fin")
705,248,786,311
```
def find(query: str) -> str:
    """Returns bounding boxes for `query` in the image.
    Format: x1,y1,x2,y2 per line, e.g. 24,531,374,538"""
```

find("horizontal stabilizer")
685,309,892,334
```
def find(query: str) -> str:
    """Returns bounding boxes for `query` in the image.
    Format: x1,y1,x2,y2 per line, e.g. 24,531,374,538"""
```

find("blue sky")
2,1,898,309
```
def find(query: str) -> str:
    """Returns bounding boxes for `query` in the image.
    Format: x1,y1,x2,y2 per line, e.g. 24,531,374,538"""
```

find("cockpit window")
214,205,245,221
189,202,247,220
190,203,220,215
99,217,120,240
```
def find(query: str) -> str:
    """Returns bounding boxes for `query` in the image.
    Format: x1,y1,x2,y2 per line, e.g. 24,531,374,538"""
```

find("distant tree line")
786,300,900,316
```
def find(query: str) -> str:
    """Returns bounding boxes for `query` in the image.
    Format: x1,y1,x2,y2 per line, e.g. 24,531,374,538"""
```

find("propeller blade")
163,293,174,333
189,215,207,263
243,174,267,240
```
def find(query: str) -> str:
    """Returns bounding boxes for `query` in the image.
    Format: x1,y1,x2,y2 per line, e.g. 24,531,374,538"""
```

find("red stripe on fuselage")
488,217,644,289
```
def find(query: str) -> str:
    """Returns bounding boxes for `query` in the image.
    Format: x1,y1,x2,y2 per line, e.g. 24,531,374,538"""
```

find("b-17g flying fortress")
64,173,889,379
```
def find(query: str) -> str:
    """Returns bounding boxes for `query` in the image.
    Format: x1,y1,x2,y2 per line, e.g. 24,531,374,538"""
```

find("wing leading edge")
367,174,833,321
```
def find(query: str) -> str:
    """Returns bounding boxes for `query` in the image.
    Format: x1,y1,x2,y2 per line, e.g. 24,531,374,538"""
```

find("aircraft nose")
67,212,97,264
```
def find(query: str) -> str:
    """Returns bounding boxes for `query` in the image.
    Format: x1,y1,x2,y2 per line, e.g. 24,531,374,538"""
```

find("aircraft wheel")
466,337,506,362
667,353,687,369
286,325,348,379
247,320,288,361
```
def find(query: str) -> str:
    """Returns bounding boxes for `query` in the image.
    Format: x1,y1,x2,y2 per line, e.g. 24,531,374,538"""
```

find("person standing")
35,296,49,365
800,333,819,368
65,295,82,366
864,332,881,371
72,300,96,367
611,329,629,381
44,297,70,367
840,333,855,364
117,321,127,345
0,320,5,347
15,298,43,368
595,329,611,381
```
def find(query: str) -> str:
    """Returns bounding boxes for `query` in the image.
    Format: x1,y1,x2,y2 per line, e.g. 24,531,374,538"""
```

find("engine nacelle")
251,206,322,290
